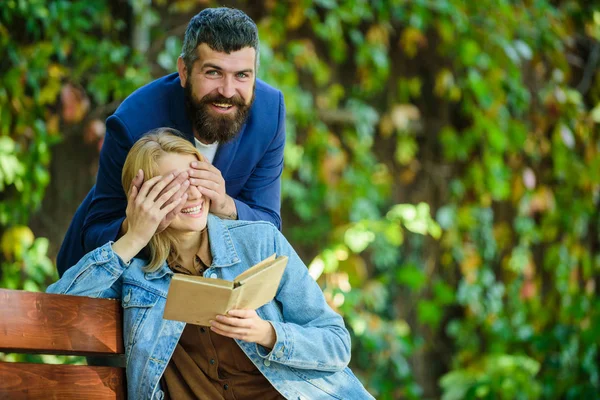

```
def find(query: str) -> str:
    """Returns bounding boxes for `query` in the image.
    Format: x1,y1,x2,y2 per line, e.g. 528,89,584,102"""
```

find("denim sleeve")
255,228,351,372
81,114,133,252
234,91,285,230
46,242,128,300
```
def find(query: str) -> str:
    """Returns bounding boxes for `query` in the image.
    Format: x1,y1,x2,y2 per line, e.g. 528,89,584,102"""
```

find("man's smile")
211,103,236,113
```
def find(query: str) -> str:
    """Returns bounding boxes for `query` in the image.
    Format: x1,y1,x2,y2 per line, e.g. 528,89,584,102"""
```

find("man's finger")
197,186,219,201
191,160,219,172
188,168,220,182
189,178,220,190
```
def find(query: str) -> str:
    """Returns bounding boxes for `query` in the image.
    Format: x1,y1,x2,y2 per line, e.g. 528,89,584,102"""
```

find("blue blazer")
57,73,285,276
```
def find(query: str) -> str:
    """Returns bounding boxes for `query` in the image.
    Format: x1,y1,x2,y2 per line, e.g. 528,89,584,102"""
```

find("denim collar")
206,214,240,268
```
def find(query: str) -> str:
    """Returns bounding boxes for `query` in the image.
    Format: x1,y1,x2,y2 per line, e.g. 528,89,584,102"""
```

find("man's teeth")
181,205,202,214
213,103,233,108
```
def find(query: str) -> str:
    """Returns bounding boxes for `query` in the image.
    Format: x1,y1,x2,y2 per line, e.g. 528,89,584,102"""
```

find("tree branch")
576,40,600,95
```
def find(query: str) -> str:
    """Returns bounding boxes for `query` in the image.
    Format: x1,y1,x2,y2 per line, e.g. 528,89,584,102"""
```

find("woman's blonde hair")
122,128,203,272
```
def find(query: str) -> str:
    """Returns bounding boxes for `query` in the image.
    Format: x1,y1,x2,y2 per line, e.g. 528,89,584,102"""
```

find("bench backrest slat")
0,362,126,399
0,289,123,356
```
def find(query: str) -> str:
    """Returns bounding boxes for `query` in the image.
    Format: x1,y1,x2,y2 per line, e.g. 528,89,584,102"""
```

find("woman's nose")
186,184,202,199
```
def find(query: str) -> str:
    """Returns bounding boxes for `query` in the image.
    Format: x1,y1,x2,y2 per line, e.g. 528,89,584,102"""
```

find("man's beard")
184,81,255,144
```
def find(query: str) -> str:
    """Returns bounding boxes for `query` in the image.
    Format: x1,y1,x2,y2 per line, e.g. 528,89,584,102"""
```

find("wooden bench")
0,288,126,399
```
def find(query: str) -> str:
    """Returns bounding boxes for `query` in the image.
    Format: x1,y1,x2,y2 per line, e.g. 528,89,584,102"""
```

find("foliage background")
1,0,599,398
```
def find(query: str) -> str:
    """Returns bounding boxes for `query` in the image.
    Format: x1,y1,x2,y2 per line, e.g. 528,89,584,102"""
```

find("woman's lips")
180,202,204,217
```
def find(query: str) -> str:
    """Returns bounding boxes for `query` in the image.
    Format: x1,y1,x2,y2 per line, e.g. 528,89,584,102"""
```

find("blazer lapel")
168,76,195,145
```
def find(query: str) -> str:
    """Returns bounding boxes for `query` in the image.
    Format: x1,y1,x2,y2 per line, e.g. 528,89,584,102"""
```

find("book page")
233,253,277,287
234,256,288,310
163,274,233,326
171,274,233,288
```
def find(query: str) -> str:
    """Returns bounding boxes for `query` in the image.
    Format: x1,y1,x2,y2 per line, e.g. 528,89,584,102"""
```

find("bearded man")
57,7,286,276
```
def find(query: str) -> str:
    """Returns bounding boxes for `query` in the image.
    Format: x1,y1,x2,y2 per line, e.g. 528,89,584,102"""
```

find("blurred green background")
1,0,600,399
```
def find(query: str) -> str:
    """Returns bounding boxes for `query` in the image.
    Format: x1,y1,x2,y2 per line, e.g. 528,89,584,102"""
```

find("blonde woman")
48,128,373,400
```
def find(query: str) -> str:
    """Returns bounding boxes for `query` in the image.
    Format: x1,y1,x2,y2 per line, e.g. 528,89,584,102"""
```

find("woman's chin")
170,218,208,233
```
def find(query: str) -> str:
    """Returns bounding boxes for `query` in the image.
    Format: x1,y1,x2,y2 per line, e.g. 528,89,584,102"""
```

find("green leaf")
396,264,426,291
417,300,442,328
344,224,375,253
433,280,455,305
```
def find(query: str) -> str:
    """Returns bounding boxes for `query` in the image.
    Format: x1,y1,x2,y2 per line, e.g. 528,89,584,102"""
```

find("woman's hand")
210,309,277,349
113,170,189,263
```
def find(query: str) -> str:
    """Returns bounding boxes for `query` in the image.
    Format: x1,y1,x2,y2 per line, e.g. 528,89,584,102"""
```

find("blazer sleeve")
234,91,285,230
81,115,133,252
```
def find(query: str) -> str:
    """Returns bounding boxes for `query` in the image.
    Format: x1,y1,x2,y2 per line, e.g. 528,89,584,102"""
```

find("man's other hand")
189,161,237,219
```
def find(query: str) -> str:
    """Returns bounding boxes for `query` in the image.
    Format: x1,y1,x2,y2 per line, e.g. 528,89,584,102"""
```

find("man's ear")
177,57,187,87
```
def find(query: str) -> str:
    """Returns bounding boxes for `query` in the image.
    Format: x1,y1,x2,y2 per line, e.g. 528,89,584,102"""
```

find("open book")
163,254,288,326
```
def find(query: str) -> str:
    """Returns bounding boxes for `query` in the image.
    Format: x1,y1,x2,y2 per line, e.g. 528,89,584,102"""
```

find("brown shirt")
161,228,284,400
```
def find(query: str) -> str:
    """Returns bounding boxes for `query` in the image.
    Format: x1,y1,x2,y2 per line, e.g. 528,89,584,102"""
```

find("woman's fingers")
169,177,191,206
210,319,247,335
146,173,176,202
208,310,273,346
136,175,164,201
155,182,182,209
128,182,139,202
132,169,144,191
209,325,241,340
157,179,190,209
156,193,188,233
224,309,255,319
210,311,256,333
161,193,187,217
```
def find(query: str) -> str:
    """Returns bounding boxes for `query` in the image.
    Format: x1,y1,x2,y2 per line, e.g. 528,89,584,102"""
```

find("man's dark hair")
180,7,259,72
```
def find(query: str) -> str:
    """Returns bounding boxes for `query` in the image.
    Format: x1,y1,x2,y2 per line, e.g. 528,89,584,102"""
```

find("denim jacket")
47,215,374,400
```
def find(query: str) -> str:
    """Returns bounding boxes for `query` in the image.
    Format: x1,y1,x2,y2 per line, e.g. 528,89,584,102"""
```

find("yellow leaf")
319,134,347,185
48,64,65,79
434,69,455,97
528,186,556,214
400,27,427,58
366,25,389,48
46,114,60,136
338,255,368,288
379,114,395,138
39,78,62,105
1,225,34,260
460,245,481,283
286,3,306,30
